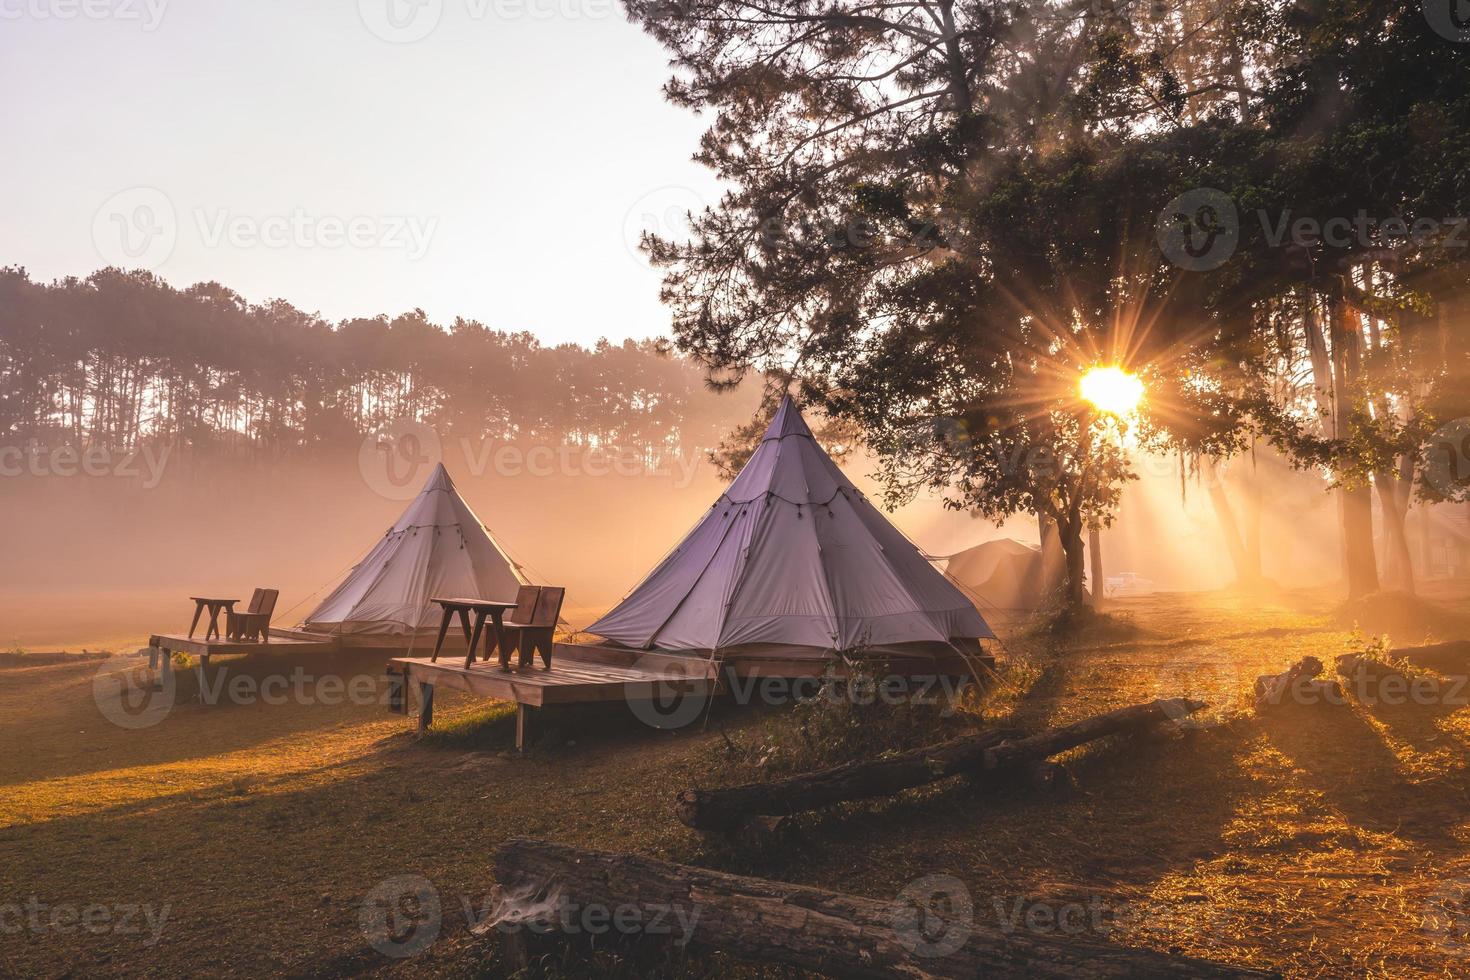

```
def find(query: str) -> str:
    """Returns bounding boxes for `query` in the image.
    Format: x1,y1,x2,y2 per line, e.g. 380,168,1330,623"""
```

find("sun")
1080,366,1144,416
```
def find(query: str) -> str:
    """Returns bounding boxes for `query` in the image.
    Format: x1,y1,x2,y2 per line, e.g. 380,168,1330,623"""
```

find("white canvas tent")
305,463,527,636
943,538,1045,612
587,396,994,665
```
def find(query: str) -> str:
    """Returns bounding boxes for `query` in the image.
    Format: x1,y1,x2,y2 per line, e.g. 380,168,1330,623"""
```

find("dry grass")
1,588,1469,977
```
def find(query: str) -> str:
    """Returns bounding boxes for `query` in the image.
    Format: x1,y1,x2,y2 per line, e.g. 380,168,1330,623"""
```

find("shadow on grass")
1262,701,1469,847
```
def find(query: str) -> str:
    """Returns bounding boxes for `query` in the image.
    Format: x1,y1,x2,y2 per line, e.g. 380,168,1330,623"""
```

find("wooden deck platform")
149,628,340,660
387,643,718,750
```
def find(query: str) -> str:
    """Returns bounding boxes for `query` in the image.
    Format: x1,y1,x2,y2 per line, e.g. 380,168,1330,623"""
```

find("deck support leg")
516,704,530,752
417,682,435,733
196,654,212,705
157,647,173,691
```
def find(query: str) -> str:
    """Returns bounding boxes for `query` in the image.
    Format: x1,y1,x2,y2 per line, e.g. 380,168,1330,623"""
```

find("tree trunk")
1374,470,1416,594
1058,515,1088,610
1329,294,1380,599
1036,511,1066,599
1204,457,1256,588
676,698,1206,832
485,839,1269,980
1341,483,1380,599
1088,525,1105,606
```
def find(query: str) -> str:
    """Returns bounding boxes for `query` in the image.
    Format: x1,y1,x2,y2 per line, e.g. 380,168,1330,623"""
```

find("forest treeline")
0,266,752,463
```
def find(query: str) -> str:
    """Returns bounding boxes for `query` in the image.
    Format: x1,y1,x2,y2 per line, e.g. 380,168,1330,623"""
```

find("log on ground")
677,698,1204,832
1390,640,1470,676
1254,657,1343,710
484,837,1272,980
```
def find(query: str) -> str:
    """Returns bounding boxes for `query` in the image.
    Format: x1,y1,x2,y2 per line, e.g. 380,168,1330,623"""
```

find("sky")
0,0,722,345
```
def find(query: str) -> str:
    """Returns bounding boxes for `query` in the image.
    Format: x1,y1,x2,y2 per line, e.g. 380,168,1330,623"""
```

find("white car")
1105,572,1156,598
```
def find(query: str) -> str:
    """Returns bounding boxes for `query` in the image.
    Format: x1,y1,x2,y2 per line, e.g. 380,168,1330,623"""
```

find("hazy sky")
0,0,721,345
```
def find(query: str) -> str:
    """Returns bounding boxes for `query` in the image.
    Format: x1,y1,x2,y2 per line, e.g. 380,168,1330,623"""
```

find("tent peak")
423,462,454,492
761,394,815,442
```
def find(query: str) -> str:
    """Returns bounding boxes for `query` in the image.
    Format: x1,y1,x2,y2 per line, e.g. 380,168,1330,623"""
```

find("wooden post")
196,654,212,705
417,682,435,733
515,704,530,752
157,646,173,691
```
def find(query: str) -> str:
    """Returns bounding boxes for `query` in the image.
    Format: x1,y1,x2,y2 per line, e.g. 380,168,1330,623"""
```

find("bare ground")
1,587,1468,978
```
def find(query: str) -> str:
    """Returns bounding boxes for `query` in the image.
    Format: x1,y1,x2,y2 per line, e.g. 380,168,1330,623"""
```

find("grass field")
2,587,1469,978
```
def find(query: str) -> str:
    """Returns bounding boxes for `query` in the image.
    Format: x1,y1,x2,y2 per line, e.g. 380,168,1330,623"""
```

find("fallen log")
1253,657,1343,710
678,727,1016,832
1390,640,1470,676
677,698,1203,832
1335,653,1468,708
485,838,1271,979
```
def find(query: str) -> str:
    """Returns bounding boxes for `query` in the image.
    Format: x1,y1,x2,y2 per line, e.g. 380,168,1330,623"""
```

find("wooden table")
428,597,518,670
188,597,239,641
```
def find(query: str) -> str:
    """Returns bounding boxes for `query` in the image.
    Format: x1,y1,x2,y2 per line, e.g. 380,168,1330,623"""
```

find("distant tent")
943,538,1045,612
305,464,527,636
587,396,994,666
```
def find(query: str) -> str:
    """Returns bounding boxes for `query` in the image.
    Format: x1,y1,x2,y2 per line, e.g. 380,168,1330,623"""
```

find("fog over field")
0,434,1350,650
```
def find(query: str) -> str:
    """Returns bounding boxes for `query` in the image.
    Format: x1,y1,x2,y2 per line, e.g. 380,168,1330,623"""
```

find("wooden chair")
502,586,564,669
484,585,541,663
227,588,279,643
